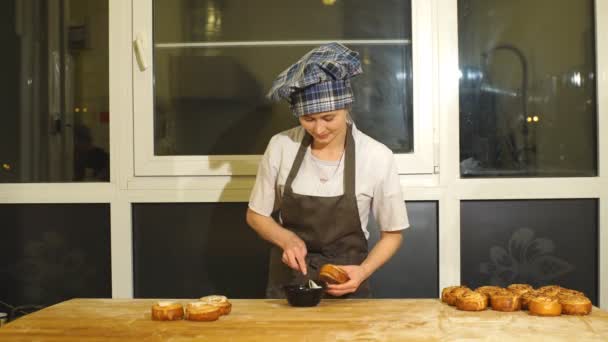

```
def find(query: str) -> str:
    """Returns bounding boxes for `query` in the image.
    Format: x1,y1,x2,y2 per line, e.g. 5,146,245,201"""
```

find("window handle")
133,33,149,71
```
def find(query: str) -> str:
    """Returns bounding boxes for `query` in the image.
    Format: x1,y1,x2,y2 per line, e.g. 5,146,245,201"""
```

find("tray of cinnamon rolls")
441,284,592,316
151,295,232,321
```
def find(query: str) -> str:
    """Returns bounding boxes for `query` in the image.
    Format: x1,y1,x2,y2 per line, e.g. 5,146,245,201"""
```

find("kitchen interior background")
0,0,605,321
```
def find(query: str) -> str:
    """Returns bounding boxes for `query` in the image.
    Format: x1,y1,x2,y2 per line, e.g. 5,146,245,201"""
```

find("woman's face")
299,109,348,146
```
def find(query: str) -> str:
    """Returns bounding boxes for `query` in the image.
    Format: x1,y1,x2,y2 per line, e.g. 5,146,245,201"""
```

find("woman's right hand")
280,231,308,275
245,209,308,275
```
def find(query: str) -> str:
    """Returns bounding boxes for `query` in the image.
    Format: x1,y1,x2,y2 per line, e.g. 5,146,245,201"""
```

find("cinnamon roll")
528,295,562,317
443,286,471,306
151,301,184,321
490,289,521,312
559,295,592,316
507,284,534,296
538,285,563,297
200,295,232,315
185,302,222,322
557,288,585,298
442,286,466,304
319,264,350,284
456,291,488,311
521,290,542,310
475,285,502,299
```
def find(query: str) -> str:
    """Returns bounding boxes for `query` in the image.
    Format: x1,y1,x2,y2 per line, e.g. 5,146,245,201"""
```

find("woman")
246,43,409,298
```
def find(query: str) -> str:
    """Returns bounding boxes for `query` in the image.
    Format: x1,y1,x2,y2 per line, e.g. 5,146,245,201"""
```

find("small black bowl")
283,284,324,307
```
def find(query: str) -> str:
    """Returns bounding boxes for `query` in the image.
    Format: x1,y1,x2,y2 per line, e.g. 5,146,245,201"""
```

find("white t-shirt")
248,124,409,239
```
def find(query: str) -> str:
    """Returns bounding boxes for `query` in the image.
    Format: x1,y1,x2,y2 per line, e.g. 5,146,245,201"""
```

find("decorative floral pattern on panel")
480,228,574,287
8,231,95,304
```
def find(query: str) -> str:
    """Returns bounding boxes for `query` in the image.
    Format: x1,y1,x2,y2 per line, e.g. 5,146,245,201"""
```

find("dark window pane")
152,0,413,156
0,0,109,183
461,199,598,305
368,201,437,298
154,45,412,155
0,204,111,319
133,203,272,298
133,201,428,299
458,1,597,177
153,0,411,42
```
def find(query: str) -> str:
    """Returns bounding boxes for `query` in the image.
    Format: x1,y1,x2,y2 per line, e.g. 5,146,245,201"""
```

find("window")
461,199,598,304
458,0,597,177
132,201,434,298
0,204,111,312
133,0,434,176
132,202,271,298
369,201,438,298
1,0,110,183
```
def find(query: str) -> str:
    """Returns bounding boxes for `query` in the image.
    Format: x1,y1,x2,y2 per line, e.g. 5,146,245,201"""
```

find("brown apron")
266,125,371,298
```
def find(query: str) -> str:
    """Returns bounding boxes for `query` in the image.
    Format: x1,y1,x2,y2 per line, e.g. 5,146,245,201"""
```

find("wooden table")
1,298,607,341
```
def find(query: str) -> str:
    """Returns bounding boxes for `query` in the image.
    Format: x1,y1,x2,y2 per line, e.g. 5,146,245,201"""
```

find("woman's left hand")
325,265,369,297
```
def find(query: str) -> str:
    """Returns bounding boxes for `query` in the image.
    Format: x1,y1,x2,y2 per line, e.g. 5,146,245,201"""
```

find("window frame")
131,0,436,176
0,0,606,309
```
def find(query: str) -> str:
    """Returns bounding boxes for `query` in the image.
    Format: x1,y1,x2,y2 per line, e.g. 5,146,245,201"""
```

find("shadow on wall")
201,101,278,298
164,56,292,297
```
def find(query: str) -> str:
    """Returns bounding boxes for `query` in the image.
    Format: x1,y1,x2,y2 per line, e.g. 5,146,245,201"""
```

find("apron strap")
343,125,356,197
284,133,312,193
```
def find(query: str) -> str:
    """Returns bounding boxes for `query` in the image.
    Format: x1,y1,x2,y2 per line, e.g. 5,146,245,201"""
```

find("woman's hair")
346,106,355,124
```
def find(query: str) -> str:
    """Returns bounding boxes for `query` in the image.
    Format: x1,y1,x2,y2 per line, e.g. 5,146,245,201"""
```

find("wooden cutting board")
1,298,607,341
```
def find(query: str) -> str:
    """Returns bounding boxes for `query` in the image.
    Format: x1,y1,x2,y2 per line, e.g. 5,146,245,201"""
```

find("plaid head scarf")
267,42,363,117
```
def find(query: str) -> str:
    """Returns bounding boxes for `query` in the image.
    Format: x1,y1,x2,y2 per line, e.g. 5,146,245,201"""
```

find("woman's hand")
325,231,403,296
325,265,370,297
245,209,309,275
280,231,308,275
